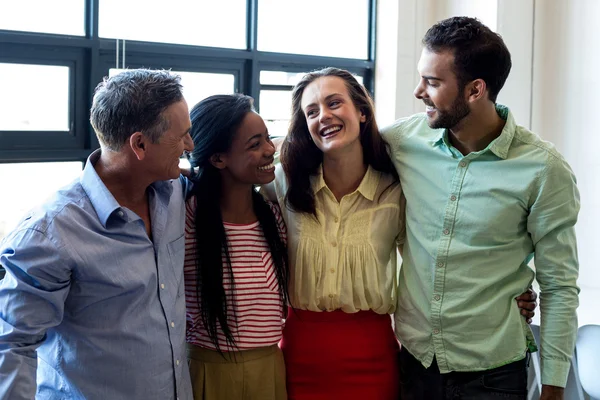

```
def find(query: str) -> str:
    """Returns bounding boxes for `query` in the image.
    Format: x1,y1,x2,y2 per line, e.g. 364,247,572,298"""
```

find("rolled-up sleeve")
527,154,580,388
0,228,72,400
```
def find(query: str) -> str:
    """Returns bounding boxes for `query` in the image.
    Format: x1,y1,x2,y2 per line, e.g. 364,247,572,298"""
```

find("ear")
129,132,148,161
209,153,227,170
359,111,367,123
467,79,487,103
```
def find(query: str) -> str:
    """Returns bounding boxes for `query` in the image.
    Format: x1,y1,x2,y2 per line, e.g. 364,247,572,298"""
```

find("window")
109,69,236,111
260,90,293,137
257,0,370,59
99,0,247,49
0,0,375,228
0,0,84,36
0,63,70,131
0,162,83,242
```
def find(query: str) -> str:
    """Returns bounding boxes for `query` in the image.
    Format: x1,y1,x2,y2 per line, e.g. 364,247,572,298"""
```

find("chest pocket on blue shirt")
167,234,185,298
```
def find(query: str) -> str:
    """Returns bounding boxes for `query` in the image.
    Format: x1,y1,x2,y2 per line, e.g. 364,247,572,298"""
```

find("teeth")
322,126,341,136
258,163,274,171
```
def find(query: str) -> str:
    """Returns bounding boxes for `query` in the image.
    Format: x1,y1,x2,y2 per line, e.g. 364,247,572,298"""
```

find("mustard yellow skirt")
187,343,287,400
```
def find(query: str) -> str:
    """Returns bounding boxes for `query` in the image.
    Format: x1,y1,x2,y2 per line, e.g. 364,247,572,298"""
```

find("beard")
425,95,470,129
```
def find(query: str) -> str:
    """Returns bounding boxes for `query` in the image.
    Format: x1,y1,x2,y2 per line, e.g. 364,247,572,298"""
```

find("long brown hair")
281,67,398,215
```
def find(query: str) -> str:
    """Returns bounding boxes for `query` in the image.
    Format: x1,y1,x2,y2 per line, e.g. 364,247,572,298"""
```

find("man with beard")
382,17,579,400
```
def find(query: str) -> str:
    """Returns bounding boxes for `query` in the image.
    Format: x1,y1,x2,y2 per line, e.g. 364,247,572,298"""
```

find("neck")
219,177,256,224
322,143,367,202
95,150,152,208
448,103,506,155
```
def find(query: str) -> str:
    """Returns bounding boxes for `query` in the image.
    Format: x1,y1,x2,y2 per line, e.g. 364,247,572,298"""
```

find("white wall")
530,0,600,327
376,0,600,326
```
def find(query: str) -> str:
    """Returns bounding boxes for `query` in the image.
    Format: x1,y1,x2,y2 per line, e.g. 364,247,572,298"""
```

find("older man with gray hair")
0,69,194,400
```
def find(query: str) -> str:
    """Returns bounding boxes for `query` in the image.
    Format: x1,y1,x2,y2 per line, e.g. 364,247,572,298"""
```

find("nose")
318,106,332,124
414,79,425,99
264,140,275,158
183,132,194,152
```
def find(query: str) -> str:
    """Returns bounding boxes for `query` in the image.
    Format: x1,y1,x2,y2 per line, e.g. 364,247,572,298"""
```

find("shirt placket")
430,155,472,372
326,194,342,311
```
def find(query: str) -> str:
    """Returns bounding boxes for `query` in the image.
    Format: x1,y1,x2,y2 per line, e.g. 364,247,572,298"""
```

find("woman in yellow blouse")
262,67,403,399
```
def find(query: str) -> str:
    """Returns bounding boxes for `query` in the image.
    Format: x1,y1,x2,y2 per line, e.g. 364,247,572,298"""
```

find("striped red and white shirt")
184,196,287,351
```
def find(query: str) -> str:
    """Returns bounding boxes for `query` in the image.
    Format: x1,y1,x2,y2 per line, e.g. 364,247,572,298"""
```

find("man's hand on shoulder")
540,385,564,400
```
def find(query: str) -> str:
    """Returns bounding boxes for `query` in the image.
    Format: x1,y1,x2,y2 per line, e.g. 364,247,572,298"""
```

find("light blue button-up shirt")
0,150,192,399
382,105,580,388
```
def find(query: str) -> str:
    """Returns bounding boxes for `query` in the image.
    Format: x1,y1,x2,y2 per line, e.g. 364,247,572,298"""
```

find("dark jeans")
399,347,528,400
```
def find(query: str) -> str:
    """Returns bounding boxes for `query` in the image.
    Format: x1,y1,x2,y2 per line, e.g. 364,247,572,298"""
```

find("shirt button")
450,195,457,201
176,359,180,365
329,294,334,298
332,242,337,247
330,268,335,274
161,283,165,289
433,329,440,334
459,161,467,167
437,262,444,268
434,294,441,301
334,217,339,223
443,229,450,235
118,210,124,217
171,322,175,328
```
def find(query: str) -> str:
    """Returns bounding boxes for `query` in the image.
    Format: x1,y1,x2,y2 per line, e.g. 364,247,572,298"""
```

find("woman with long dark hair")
261,67,404,399
184,94,289,399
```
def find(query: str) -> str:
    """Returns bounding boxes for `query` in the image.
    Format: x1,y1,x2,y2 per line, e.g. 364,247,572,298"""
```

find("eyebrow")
303,93,343,110
422,75,442,81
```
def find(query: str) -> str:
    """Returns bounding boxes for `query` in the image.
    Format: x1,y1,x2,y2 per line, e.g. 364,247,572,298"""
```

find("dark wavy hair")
281,67,398,215
187,94,289,353
423,16,512,102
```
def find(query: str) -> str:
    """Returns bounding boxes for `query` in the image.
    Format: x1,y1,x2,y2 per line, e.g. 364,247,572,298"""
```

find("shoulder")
375,171,403,203
511,126,575,176
380,113,428,141
1,179,86,253
266,200,284,222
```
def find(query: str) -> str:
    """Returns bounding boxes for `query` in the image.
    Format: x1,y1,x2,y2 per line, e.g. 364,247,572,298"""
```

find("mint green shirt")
381,105,580,388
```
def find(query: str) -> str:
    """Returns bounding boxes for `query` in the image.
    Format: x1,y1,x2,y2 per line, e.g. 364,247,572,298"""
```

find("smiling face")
215,111,276,186
300,76,366,155
414,48,471,129
144,99,193,180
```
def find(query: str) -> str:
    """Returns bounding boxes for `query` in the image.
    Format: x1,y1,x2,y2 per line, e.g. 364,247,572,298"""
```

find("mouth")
425,105,436,115
319,125,342,138
258,161,275,171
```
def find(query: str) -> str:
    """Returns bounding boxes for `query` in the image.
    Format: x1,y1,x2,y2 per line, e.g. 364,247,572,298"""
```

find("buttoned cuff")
541,359,571,388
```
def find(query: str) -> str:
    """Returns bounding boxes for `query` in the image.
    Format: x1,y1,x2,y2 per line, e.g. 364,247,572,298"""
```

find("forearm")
540,384,564,400
0,347,38,400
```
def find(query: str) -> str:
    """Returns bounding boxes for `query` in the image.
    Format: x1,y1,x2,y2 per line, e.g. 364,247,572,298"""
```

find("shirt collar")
80,149,174,227
81,150,122,227
310,164,380,202
429,104,515,160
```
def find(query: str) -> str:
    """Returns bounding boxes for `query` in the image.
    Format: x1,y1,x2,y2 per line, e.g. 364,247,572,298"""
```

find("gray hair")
90,69,184,151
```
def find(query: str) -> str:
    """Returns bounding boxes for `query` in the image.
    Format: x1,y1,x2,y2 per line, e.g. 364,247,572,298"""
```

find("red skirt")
281,307,400,400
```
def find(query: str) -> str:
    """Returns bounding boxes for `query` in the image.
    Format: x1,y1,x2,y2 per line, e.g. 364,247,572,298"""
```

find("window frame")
0,0,377,164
